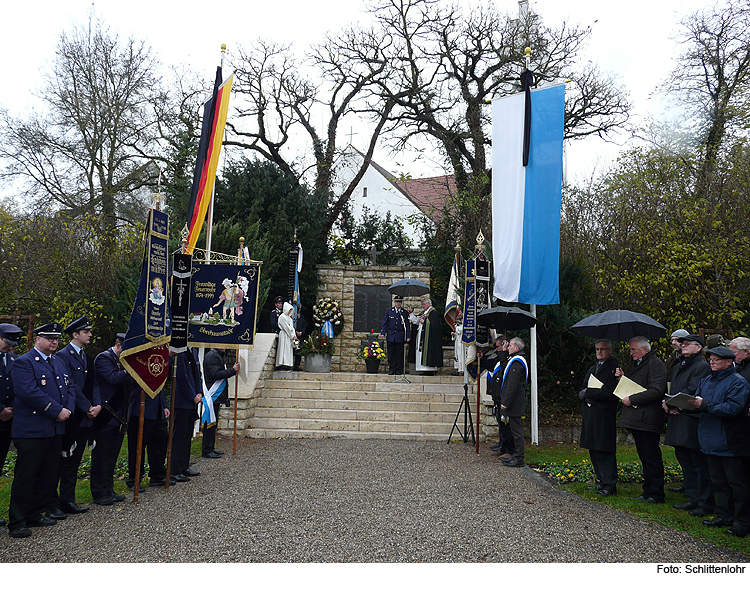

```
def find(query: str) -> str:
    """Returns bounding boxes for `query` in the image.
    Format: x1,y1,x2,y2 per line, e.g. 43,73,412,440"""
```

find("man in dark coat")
7,322,73,538
171,348,202,479
55,316,99,515
479,336,513,456
690,346,750,537
201,348,239,458
127,384,171,489
616,336,668,503
0,324,23,529
269,296,284,333
90,333,132,505
380,295,410,375
578,339,620,496
409,298,443,374
729,337,750,382
662,334,712,516
497,337,528,467
293,309,308,372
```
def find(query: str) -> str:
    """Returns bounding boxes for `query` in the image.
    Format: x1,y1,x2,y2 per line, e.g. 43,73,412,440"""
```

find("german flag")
185,67,234,253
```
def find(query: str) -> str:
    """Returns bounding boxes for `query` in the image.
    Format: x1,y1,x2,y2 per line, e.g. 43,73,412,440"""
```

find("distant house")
333,146,455,244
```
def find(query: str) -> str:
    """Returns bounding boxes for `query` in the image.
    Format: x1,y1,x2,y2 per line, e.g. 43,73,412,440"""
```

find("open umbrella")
388,278,430,298
477,306,537,331
571,310,667,342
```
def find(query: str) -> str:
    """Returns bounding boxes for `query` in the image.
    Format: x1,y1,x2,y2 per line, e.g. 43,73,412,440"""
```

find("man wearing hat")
380,295,410,375
665,329,689,384
270,296,284,334
0,323,24,528
90,333,132,505
690,346,750,537
663,334,712,516
7,322,73,538
54,316,100,514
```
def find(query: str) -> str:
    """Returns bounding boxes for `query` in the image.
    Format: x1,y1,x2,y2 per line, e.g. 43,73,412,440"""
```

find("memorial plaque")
354,285,393,333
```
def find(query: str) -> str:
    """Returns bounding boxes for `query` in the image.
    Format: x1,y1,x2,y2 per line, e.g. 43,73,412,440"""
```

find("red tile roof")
394,175,456,222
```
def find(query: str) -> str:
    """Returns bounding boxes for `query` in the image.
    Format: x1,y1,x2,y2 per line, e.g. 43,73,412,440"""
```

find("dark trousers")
496,409,515,454
589,449,618,491
127,418,168,486
202,402,221,454
674,445,714,510
171,408,196,476
630,429,664,501
0,429,11,473
57,424,93,505
90,424,125,501
8,435,62,529
387,341,405,375
706,455,750,529
508,416,525,461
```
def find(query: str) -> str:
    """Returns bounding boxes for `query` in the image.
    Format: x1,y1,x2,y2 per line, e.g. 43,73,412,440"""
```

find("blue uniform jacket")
10,348,72,438
58,343,99,428
696,367,750,457
129,384,167,421
381,307,410,343
0,350,18,433
174,349,202,410
94,348,133,428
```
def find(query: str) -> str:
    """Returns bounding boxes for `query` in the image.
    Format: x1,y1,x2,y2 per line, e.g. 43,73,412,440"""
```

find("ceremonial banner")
491,84,564,305
188,263,260,349
121,209,171,398
444,252,461,330
475,255,491,346
185,67,234,253
169,253,193,353
461,259,476,347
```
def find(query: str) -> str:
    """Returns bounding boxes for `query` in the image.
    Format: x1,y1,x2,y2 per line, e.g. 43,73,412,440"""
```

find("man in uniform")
127,382,172,489
578,339,620,496
55,316,99,514
201,347,239,458
7,322,72,538
269,296,284,333
380,295,410,375
171,347,202,480
90,333,132,505
0,323,23,528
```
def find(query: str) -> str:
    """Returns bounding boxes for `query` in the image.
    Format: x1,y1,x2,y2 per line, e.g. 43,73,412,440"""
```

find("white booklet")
613,375,646,400
587,374,604,389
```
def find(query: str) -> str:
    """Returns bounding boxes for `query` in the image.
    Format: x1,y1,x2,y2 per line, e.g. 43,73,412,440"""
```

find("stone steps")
248,371,472,440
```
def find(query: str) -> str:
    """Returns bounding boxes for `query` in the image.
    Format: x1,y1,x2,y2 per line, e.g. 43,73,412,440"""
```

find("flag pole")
204,43,226,265
133,389,146,504
530,304,538,445
165,355,177,490
233,371,238,456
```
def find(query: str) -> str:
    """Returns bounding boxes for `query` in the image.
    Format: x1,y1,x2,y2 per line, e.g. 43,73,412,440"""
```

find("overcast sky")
0,0,715,186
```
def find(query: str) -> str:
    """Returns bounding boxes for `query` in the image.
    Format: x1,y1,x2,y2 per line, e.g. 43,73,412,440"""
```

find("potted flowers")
358,340,386,374
299,333,334,373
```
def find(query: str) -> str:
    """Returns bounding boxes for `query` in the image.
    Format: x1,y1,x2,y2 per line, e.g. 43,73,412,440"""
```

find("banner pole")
233,370,238,456
476,368,481,453
165,355,177,491
530,304,539,445
133,389,146,504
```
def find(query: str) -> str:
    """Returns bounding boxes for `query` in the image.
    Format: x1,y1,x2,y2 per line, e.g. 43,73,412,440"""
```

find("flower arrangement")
299,333,335,357
313,297,344,336
358,340,386,360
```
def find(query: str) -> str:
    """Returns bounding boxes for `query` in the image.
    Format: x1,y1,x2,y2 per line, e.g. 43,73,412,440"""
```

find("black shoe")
9,526,32,538
46,509,67,520
597,489,616,497
502,458,524,467
703,517,734,527
172,473,190,483
214,449,225,455
632,494,646,500
94,496,116,506
645,497,664,504
183,468,200,477
673,501,698,511
127,484,147,493
726,527,749,538
586,483,604,491
0,519,5,527
203,451,222,459
689,507,711,517
111,494,126,502
28,515,57,527
490,443,502,451
150,477,177,487
60,501,89,514
668,485,685,493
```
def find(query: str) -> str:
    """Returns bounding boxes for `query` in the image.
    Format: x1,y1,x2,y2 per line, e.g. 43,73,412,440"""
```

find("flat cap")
670,329,689,339
678,334,705,347
707,346,735,360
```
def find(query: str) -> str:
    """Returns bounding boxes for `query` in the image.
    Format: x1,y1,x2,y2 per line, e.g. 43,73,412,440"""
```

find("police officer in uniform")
55,316,100,514
380,295,411,375
270,296,284,333
90,333,132,505
7,322,72,539
0,324,23,528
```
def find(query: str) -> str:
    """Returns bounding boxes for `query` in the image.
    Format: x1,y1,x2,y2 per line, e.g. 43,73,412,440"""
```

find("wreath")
313,297,344,336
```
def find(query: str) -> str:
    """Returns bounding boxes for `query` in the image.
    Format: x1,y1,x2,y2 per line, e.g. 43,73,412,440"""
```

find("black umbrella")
571,309,667,342
477,306,537,331
388,278,430,298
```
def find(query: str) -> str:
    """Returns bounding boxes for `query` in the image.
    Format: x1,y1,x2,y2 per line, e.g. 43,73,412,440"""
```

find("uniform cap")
274,296,284,304
34,322,63,338
0,323,24,347
393,295,403,302
64,316,93,335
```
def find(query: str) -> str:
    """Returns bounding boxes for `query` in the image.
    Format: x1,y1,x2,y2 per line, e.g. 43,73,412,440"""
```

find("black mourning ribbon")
520,69,534,167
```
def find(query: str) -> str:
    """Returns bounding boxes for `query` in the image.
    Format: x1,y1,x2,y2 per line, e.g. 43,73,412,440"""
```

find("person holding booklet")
614,336,668,504
662,334,713,516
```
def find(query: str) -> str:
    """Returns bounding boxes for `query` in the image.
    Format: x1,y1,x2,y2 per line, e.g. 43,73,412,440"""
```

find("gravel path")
2,438,748,563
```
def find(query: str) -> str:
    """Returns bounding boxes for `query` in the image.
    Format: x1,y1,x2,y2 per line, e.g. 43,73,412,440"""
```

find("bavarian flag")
491,83,564,306
120,208,172,398
201,378,227,428
185,66,234,253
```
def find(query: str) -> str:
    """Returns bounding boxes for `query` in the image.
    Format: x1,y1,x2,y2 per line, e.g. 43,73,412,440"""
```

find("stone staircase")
248,371,473,441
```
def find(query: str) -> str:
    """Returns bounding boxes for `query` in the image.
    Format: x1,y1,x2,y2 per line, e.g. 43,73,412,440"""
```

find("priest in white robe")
276,302,295,370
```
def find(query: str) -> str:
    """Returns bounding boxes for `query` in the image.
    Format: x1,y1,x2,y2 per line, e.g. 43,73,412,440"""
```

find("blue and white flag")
201,378,227,428
491,84,565,305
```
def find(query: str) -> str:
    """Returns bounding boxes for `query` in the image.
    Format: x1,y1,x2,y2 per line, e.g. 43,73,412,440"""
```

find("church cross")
369,244,381,265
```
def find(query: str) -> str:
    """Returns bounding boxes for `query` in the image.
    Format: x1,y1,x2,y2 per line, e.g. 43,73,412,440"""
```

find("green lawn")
527,442,750,557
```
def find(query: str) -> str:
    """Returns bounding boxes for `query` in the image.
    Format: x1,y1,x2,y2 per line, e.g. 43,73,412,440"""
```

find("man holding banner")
201,348,239,458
